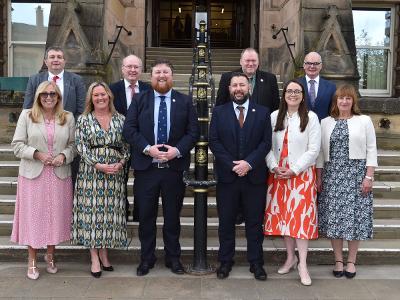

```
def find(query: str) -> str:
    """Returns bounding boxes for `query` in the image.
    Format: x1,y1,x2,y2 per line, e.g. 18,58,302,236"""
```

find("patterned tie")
129,84,135,101
237,106,244,128
52,75,59,83
309,79,316,107
157,96,168,144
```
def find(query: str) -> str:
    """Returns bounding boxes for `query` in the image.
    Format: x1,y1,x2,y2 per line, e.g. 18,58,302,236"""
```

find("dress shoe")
277,256,298,274
333,260,344,278
99,259,114,272
250,264,267,281
344,261,356,279
91,270,102,278
165,260,185,275
27,259,39,280
235,212,244,225
44,254,58,274
136,261,154,276
298,264,312,286
216,262,233,279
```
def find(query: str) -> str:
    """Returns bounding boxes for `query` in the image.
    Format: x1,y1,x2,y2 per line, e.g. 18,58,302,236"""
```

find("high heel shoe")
90,259,102,278
27,259,39,280
277,256,298,274
344,261,356,279
333,260,344,278
99,259,114,272
44,254,58,274
298,264,312,286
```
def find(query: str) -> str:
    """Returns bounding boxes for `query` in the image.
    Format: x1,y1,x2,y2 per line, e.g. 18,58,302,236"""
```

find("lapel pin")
252,109,256,112
172,99,176,102
260,79,264,82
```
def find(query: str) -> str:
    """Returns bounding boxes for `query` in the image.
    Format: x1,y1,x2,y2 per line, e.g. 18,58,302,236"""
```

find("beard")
230,92,250,105
152,79,173,94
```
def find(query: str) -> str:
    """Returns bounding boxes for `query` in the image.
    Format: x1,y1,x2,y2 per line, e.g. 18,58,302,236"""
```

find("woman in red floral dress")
264,80,321,285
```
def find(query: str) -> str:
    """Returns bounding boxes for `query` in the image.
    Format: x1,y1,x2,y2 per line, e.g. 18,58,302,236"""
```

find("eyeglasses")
304,62,322,66
40,92,57,98
123,65,141,70
286,89,302,95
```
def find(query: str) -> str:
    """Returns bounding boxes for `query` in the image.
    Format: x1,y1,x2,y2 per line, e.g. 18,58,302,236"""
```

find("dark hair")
275,80,309,132
44,46,65,59
229,72,249,85
151,58,174,74
330,84,361,118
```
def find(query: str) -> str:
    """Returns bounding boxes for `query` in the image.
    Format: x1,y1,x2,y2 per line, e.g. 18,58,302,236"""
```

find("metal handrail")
272,26,300,70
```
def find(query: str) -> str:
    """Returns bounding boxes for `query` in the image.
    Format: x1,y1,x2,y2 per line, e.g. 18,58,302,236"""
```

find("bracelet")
365,175,373,181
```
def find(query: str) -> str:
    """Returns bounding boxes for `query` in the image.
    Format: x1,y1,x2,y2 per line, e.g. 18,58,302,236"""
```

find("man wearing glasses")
298,52,336,120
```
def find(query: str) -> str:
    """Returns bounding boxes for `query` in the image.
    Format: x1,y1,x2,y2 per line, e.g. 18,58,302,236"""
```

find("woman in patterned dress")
71,82,130,278
317,84,377,279
264,80,321,286
11,81,75,280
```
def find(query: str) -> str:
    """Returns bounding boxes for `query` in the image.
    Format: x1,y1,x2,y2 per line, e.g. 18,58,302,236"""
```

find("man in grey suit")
23,46,86,120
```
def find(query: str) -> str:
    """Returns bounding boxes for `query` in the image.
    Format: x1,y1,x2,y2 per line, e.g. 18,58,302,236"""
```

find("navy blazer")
216,69,280,112
209,101,272,184
23,71,86,120
297,76,336,121
122,88,199,171
109,79,151,116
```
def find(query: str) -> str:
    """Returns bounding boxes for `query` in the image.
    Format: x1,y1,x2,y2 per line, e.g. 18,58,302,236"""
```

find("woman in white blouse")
264,80,321,286
317,84,377,279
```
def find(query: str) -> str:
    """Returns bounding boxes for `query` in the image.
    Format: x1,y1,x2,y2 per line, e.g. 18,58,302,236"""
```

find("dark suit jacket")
123,88,199,171
109,79,151,116
23,70,86,120
297,76,336,121
209,101,272,185
216,69,280,112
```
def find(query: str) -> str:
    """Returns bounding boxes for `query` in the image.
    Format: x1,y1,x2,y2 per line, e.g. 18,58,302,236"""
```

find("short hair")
83,82,116,115
44,46,65,59
151,58,174,74
122,55,143,68
330,84,361,118
29,81,67,125
240,48,259,60
229,72,249,85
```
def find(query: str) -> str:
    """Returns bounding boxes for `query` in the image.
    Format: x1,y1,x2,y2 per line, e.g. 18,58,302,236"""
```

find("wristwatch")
143,145,150,156
365,175,374,181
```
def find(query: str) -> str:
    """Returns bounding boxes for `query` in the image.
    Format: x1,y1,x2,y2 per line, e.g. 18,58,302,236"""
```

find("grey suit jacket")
23,71,86,120
12,109,76,179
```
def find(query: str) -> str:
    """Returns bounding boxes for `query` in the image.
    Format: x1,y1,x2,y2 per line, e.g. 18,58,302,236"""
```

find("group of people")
10,46,377,286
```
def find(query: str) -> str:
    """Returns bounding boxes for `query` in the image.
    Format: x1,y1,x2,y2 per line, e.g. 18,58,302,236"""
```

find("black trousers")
216,177,267,265
134,166,185,264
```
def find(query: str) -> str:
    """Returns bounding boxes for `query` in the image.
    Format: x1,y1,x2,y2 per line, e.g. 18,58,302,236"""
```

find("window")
8,1,51,76
353,7,393,96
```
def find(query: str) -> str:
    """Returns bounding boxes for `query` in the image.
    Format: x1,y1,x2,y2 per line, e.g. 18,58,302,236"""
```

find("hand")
95,163,120,175
161,145,179,161
34,151,53,166
148,144,168,160
273,167,287,177
232,160,251,177
316,176,322,193
361,177,373,196
276,168,295,179
51,154,65,167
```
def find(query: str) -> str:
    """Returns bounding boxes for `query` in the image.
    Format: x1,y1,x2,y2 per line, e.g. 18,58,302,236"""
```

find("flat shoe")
333,260,344,278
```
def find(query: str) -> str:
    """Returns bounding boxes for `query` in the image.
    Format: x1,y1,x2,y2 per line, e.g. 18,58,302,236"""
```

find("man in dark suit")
123,59,199,276
110,54,151,221
23,46,86,120
210,72,272,281
297,51,336,120
216,48,280,111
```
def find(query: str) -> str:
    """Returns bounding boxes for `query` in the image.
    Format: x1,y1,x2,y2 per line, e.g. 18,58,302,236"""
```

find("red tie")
52,75,59,83
238,106,244,128
129,84,136,100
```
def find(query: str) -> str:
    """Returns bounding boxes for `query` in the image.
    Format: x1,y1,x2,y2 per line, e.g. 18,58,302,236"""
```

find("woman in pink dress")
11,81,76,280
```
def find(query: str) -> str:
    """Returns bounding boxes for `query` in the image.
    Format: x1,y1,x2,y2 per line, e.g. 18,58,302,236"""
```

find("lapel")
253,70,263,103
63,71,71,108
169,89,177,141
37,120,48,143
149,91,155,145
316,78,326,102
119,80,128,115
226,102,239,143
242,101,256,146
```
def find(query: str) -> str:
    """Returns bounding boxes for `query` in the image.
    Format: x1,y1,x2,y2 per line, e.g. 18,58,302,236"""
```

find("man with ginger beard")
210,73,272,280
123,58,199,276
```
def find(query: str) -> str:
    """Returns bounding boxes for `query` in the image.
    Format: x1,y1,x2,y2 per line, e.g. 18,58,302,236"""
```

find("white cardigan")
316,115,378,168
266,110,321,175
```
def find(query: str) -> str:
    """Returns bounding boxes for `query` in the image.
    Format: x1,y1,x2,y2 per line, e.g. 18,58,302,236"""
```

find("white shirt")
124,79,139,109
232,99,249,122
305,75,319,98
48,70,64,101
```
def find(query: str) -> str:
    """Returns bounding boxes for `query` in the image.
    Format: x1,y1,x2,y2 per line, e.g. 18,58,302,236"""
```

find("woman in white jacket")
317,84,377,279
264,80,321,286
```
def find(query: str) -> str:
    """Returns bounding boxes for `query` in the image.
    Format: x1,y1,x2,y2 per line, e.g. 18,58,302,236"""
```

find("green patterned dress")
71,112,130,248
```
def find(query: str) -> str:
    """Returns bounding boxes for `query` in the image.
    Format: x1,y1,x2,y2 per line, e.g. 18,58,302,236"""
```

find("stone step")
0,214,399,239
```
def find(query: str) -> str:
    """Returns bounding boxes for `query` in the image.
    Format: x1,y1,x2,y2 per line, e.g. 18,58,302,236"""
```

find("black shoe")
250,264,267,281
91,271,102,278
333,260,344,278
136,261,154,276
165,260,185,275
235,212,244,225
344,261,356,279
99,259,114,272
217,262,233,279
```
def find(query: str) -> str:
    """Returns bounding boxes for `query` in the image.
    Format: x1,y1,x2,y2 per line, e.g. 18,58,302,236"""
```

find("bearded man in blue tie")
123,59,199,276
297,52,336,121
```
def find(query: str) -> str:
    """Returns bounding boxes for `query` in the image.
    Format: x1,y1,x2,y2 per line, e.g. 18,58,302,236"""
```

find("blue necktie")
309,79,316,107
157,96,167,144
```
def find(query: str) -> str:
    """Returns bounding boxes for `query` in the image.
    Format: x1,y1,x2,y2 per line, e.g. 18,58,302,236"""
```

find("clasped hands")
232,160,251,177
273,167,295,179
148,144,178,162
34,151,65,167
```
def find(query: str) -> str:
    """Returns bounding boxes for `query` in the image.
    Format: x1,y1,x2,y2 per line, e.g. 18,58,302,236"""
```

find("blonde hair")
29,81,67,125
330,84,361,118
83,82,116,115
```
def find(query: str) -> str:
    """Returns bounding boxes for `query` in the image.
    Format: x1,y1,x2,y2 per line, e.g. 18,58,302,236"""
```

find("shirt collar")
154,89,172,99
232,99,249,111
124,79,139,89
286,111,299,119
305,75,319,84
48,70,64,79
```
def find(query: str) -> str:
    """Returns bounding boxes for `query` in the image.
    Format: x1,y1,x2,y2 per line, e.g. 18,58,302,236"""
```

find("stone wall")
0,1,7,76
